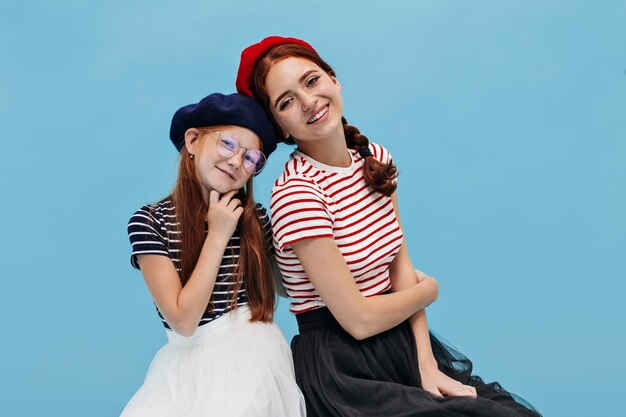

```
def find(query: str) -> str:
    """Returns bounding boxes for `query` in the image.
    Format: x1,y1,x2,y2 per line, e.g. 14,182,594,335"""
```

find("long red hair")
250,44,398,196
169,135,275,322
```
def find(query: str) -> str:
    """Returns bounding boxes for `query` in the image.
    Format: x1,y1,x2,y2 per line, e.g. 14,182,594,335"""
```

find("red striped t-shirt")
270,143,404,314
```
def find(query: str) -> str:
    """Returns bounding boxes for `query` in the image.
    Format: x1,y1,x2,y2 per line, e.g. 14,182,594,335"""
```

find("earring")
189,154,195,160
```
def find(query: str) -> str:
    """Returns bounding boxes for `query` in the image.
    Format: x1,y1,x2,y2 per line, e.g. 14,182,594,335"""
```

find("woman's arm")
137,190,243,337
388,192,438,367
388,192,476,397
291,237,439,340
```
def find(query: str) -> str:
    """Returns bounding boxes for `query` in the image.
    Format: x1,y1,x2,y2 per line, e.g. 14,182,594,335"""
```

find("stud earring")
190,154,195,160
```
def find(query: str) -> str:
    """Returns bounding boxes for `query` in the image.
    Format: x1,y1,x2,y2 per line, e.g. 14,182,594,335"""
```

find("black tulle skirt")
292,307,542,417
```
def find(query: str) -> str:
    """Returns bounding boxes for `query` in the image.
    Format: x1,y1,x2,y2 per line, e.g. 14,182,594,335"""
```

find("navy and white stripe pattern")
128,199,272,329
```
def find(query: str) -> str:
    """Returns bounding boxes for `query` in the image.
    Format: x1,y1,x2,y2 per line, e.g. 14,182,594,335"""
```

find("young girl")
235,36,542,417
122,93,305,417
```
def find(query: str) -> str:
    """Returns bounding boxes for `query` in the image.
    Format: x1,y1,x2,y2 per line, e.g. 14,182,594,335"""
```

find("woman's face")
264,56,344,143
185,125,261,195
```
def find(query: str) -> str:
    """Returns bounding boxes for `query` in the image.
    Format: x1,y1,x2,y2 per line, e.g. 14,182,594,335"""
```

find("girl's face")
185,125,261,196
264,56,344,143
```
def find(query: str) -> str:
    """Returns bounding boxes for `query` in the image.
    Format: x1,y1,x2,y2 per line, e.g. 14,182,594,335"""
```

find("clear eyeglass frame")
204,129,266,175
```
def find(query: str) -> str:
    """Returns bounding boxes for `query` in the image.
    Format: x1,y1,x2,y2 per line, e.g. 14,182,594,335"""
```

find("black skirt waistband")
296,307,341,333
296,291,393,333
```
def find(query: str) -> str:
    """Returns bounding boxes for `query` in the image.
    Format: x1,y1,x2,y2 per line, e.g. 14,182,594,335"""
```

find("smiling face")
264,57,344,144
184,125,261,197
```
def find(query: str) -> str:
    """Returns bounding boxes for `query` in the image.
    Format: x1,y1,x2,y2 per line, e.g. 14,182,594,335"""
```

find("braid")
342,117,398,196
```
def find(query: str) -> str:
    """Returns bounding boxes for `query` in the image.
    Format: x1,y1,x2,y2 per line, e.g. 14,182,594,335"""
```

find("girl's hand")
419,365,477,399
206,190,244,240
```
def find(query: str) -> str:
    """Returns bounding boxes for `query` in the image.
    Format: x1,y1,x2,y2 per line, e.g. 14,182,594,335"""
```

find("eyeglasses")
211,130,266,174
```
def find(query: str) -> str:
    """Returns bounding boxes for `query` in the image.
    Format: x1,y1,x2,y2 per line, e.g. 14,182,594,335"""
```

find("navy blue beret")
169,93,277,159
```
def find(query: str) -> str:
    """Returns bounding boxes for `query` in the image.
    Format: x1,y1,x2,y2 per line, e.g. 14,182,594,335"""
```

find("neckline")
294,149,356,175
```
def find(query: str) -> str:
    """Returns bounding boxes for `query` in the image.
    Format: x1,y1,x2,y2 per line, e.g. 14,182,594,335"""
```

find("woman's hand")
419,365,477,399
206,190,244,240
414,268,475,398
414,270,438,307
415,269,431,283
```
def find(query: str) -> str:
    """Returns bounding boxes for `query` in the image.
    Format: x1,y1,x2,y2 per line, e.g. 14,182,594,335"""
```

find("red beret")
236,36,317,98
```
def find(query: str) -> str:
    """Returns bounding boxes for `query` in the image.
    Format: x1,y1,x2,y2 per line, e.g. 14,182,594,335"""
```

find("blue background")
1,1,624,416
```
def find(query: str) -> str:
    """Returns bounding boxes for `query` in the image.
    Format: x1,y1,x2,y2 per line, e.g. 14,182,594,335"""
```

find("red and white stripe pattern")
270,143,404,314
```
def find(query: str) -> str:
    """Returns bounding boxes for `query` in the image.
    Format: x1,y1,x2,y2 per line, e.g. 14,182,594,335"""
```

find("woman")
235,36,542,417
122,92,305,417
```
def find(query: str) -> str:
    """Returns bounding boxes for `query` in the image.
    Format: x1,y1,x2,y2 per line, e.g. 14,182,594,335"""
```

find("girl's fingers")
209,190,220,205
218,190,238,204
227,198,242,210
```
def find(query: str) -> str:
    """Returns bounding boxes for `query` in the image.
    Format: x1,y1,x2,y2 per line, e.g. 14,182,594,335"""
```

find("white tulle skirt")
120,306,306,417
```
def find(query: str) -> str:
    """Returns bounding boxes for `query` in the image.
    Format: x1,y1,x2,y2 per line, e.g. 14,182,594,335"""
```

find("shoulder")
368,142,393,164
271,154,328,210
272,174,325,199
128,199,174,234
273,152,321,188
270,175,329,219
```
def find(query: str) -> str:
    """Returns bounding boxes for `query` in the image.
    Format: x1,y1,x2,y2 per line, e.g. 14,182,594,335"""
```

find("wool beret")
236,36,317,98
169,93,276,159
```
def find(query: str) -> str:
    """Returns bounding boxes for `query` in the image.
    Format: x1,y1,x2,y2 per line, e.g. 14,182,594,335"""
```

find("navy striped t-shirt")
127,198,272,329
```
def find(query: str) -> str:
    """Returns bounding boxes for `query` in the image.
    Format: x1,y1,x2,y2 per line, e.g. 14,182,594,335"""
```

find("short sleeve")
270,178,334,251
369,142,393,165
127,205,170,269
